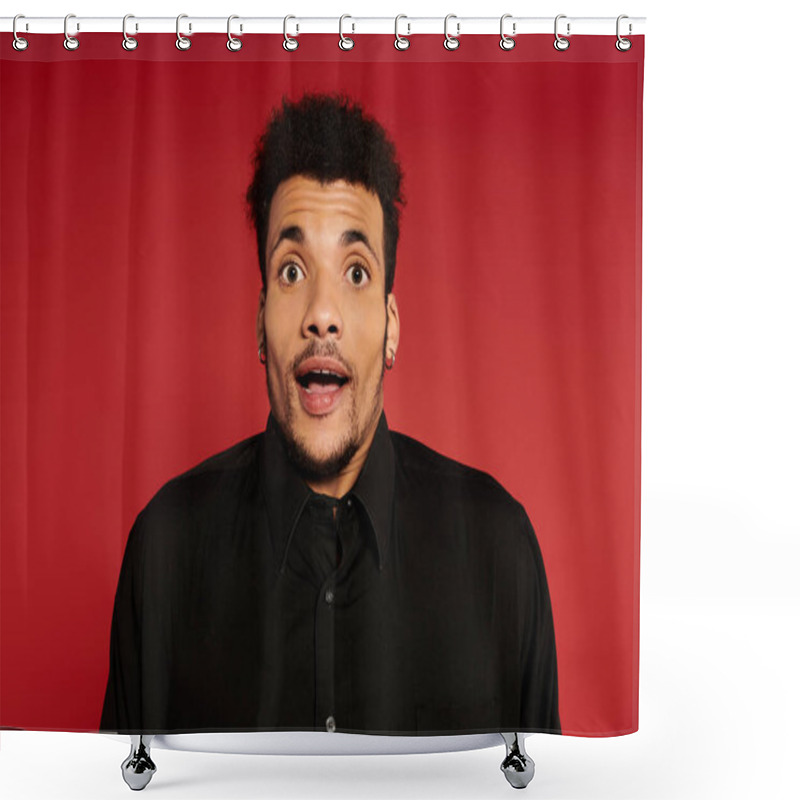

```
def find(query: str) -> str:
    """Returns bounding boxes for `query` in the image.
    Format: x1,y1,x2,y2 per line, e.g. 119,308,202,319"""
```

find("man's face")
257,175,400,482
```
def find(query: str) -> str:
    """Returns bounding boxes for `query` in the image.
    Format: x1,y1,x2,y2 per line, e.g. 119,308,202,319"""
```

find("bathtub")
111,730,536,790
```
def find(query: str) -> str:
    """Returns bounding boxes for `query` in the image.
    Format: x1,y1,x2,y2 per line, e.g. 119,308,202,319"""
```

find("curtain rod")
2,16,646,37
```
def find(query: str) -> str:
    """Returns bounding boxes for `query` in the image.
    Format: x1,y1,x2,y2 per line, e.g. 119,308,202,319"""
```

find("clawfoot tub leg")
121,735,157,791
500,732,535,789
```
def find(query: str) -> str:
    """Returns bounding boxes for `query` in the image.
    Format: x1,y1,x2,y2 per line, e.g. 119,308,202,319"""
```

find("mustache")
289,341,354,378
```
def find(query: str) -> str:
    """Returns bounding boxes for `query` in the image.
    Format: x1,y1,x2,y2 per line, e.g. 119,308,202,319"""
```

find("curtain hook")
64,13,79,51
616,14,632,51
12,14,29,51
554,14,570,51
499,14,516,51
394,14,410,50
227,15,242,51
176,14,191,51
283,15,298,51
122,14,138,51
444,13,460,51
339,14,354,50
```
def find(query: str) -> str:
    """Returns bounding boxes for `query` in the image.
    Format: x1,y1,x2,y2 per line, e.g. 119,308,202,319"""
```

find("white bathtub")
108,731,536,789
149,730,508,755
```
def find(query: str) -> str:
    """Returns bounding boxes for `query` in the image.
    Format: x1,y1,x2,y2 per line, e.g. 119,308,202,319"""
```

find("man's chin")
283,432,359,483
292,406,348,444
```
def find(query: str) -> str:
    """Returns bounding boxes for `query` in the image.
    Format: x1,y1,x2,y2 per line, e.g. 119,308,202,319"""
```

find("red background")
1,33,643,735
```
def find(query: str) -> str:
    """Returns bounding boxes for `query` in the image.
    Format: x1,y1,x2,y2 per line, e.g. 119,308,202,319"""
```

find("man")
100,92,559,736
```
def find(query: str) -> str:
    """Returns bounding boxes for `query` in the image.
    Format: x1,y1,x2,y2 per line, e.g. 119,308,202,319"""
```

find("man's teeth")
309,369,346,377
298,369,348,388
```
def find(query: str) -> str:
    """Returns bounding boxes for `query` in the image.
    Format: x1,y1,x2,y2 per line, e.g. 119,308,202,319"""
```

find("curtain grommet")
443,13,460,51
554,14,570,51
394,15,410,50
283,15,299,51
122,14,138,51
227,15,243,52
12,14,29,51
615,15,632,51
64,13,79,51
176,14,191,51
499,14,516,50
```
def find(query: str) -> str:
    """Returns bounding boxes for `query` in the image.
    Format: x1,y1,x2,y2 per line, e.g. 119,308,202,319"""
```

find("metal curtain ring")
339,14,354,50
499,14,516,50
394,14,410,50
64,13,79,51
176,14,191,50
283,15,298,51
227,15,242,51
616,14,632,51
444,13,460,51
12,14,29,51
122,14,138,51
554,14,570,51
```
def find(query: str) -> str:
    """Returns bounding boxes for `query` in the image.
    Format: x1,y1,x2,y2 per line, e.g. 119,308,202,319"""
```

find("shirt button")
325,589,335,604
326,715,336,732
345,497,352,508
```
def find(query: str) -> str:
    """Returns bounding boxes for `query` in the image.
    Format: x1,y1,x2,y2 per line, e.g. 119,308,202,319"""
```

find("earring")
258,345,266,364
385,348,396,371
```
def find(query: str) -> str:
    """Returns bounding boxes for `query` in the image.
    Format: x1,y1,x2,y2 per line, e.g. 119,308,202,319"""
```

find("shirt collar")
260,411,395,573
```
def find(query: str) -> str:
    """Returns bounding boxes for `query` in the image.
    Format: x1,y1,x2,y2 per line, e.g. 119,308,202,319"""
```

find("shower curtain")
1,29,643,737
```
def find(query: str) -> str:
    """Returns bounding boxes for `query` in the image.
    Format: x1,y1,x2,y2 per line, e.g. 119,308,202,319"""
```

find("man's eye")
346,263,370,287
278,263,305,285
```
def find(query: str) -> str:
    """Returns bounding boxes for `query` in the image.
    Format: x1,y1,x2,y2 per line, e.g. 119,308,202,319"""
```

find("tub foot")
121,735,156,791
500,732,535,789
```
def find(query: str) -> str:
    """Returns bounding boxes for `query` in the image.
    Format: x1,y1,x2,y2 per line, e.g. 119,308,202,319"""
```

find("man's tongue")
298,373,346,416
299,371,347,394
306,378,339,394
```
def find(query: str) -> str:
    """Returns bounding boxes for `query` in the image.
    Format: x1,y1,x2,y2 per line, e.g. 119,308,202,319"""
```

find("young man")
101,92,559,736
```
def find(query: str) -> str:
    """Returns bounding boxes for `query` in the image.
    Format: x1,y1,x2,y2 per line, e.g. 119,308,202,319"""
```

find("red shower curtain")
1,32,643,735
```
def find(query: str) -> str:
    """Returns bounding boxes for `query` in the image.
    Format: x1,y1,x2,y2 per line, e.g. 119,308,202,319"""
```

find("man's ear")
386,292,400,358
256,288,266,348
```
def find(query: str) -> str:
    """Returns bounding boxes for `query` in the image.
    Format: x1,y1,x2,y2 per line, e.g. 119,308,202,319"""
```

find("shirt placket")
315,509,336,731
314,496,358,733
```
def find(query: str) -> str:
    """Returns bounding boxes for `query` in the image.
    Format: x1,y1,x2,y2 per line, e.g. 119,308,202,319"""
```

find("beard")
280,414,361,483
265,333,387,485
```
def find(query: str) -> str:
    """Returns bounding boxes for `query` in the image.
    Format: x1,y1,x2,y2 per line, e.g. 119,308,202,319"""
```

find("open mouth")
294,358,351,415
296,369,349,392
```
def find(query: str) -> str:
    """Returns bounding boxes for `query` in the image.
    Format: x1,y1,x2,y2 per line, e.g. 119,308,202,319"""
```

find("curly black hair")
246,92,406,295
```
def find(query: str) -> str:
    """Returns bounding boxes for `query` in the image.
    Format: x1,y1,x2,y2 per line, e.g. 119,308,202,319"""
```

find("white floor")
2,598,798,800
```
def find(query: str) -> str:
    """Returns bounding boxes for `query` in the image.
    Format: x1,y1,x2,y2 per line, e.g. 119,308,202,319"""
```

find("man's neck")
306,412,382,499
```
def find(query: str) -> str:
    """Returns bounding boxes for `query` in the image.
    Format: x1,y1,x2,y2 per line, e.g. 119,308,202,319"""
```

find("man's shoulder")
388,430,544,567
139,432,262,522
170,432,262,482
389,429,525,520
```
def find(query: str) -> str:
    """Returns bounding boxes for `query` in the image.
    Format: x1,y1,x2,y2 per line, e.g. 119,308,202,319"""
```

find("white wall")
2,2,798,798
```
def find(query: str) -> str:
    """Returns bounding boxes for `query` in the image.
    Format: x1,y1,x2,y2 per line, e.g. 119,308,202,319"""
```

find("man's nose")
302,273,343,339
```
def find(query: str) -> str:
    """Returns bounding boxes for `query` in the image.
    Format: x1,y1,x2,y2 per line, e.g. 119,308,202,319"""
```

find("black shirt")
100,412,560,735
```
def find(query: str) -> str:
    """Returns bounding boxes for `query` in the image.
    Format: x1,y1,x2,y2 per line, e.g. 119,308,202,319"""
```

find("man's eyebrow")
340,229,381,266
269,225,381,266
269,225,304,263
